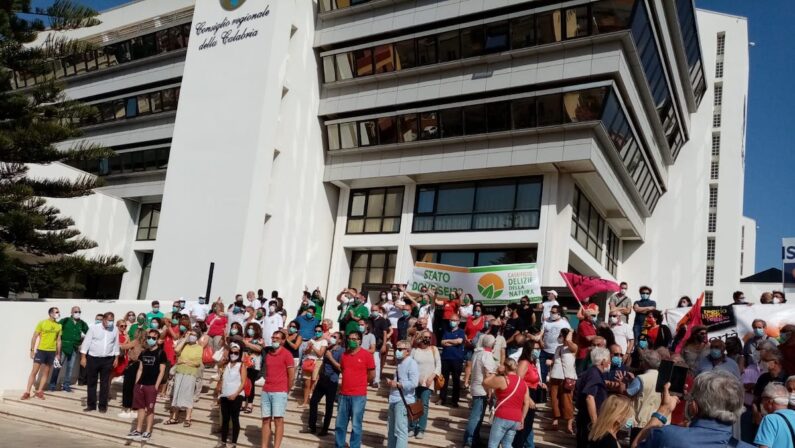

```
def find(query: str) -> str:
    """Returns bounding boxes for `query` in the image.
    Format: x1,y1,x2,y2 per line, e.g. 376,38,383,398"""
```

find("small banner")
667,303,795,340
559,271,621,302
699,306,736,332
408,262,542,304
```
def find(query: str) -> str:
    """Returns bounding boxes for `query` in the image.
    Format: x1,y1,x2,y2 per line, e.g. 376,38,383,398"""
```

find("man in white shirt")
608,310,634,364
187,297,210,324
464,334,497,448
246,290,262,310
539,305,570,382
80,311,119,413
260,300,284,340
539,290,560,321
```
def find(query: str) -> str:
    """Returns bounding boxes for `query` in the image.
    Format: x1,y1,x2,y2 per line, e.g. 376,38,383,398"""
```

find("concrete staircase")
0,358,575,447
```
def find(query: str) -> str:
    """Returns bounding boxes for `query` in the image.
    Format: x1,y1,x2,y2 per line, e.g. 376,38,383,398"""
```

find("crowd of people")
19,283,795,448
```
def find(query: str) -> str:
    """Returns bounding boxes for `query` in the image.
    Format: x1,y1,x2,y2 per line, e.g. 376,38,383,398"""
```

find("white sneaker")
117,411,131,418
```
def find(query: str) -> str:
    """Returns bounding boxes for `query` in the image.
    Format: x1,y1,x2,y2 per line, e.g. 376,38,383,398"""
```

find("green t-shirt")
35,319,62,352
58,317,88,355
344,304,370,334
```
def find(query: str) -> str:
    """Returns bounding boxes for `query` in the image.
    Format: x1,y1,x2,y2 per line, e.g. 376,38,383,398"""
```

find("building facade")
19,0,753,313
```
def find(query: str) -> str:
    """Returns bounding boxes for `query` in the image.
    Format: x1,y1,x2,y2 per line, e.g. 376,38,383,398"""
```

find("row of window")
81,86,180,126
345,177,544,235
631,1,684,159
68,147,170,177
674,0,707,105
349,250,397,294
137,203,161,241
319,0,376,13
12,22,191,89
322,1,635,83
327,87,608,150
571,187,608,262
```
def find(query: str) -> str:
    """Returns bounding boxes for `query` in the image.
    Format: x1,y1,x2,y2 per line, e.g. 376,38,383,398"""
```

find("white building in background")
17,0,755,314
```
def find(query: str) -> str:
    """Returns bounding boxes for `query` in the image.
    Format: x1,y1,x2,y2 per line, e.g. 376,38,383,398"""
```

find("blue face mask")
395,349,404,360
402,310,409,317
146,337,157,347
179,325,187,332
710,348,723,359
231,328,239,336
95,319,102,325
611,356,623,367
330,337,338,345
150,321,160,329
640,293,650,300
754,328,765,337
532,349,541,359
105,322,114,331
473,311,481,317
638,340,649,350
450,321,459,329
624,419,634,430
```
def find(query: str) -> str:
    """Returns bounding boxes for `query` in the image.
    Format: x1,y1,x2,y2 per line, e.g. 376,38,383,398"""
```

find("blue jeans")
387,401,409,448
465,395,488,445
633,324,643,346
411,386,432,435
539,350,554,383
49,350,77,390
488,417,520,448
335,394,366,448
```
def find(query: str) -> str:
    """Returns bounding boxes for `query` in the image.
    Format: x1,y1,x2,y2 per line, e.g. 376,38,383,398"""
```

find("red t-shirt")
207,314,228,337
263,347,294,393
442,299,460,321
576,320,596,360
521,360,540,390
465,316,485,341
495,374,528,422
340,348,375,396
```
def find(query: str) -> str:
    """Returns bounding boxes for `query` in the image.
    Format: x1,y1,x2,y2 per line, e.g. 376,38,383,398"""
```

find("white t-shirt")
306,338,329,360
385,302,403,328
459,304,473,320
260,313,284,340
418,304,434,331
541,318,571,354
550,345,577,380
610,322,634,354
188,302,210,322
361,332,377,351
247,299,262,310
541,300,559,321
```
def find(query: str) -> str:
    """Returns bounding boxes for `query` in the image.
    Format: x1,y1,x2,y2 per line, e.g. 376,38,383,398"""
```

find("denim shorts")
261,391,288,418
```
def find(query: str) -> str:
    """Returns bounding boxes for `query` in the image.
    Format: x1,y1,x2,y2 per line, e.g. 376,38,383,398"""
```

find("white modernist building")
18,0,754,314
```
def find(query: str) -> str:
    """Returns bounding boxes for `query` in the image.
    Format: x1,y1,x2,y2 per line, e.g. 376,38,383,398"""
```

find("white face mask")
773,298,782,304
620,288,627,295
52,312,60,320
789,392,795,407
609,316,618,325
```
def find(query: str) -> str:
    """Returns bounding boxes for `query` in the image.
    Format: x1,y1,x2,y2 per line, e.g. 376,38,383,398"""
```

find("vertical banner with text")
784,238,795,294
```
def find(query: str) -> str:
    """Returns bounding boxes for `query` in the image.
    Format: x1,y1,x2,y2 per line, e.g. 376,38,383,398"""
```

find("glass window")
323,56,336,82
536,93,562,126
137,95,151,115
161,88,178,110
487,102,510,132
440,108,463,138
340,122,358,149
565,7,589,39
348,250,397,292
150,92,162,113
398,114,418,143
475,180,515,212
327,124,340,150
593,0,636,34
374,44,395,73
346,187,402,234
137,203,161,241
113,100,125,119
394,39,416,70
416,187,435,214
353,48,373,77
437,31,460,63
416,249,536,267
484,21,509,53
125,97,138,118
511,16,535,49
463,104,487,135
536,10,562,45
416,36,437,66
461,26,485,59
335,53,355,80
359,120,378,146
420,112,439,140
511,97,537,129
377,117,397,144
436,183,475,214
563,88,607,123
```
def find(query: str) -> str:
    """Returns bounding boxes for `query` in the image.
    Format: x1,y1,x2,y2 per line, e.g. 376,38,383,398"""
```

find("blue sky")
26,0,793,272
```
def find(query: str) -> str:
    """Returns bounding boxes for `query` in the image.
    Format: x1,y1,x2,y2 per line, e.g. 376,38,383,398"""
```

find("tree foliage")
0,1,125,297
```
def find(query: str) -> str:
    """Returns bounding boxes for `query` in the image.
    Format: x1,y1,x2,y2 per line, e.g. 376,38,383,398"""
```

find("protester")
540,305,571,382
118,328,146,418
575,307,598,374
514,341,541,448
463,303,486,389
207,302,228,353
539,290,560,321
677,296,693,307
439,316,466,408
411,329,441,440
754,383,795,448
304,332,343,437
632,286,656,342
549,327,577,434
261,300,284,341
754,351,788,404
301,324,328,406
49,306,86,392
609,282,632,323
771,291,787,304
588,395,635,448
608,309,634,365
80,311,119,412
574,347,611,448
261,330,295,448
779,325,795,375
465,333,498,448
632,371,752,447
731,291,749,306
625,349,661,444
125,329,166,443
696,338,740,378
370,304,392,386
166,327,205,426
745,319,778,366
22,307,62,400
387,339,419,448
240,322,265,413
215,342,247,447
284,321,303,370
335,330,375,448
146,301,164,323
483,359,532,448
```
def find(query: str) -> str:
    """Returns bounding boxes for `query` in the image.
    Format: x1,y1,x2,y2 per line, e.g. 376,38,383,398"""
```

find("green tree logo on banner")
220,0,247,11
477,273,504,300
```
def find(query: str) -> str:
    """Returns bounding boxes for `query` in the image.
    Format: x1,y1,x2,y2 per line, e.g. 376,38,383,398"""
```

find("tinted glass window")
511,16,535,49
398,114,418,143
436,183,475,214
565,7,589,39
335,53,355,80
484,21,509,53
475,180,515,212
487,102,510,132
438,31,460,62
323,56,336,82
537,93,563,126
593,0,635,34
563,88,606,123
420,112,439,140
340,122,358,149
416,36,437,66
416,187,435,214
463,104,487,135
378,117,397,144
327,124,340,150
461,26,485,59
440,108,463,138
394,39,416,70
374,44,395,73
353,48,374,77
359,120,378,146
536,10,562,45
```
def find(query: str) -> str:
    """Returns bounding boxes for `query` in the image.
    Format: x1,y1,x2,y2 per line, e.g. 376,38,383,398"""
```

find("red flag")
559,272,621,303
674,292,704,354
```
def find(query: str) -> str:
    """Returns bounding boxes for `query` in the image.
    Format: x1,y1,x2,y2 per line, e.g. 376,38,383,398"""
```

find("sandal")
35,391,45,400
243,406,252,414
163,419,180,425
20,392,31,400
183,420,192,428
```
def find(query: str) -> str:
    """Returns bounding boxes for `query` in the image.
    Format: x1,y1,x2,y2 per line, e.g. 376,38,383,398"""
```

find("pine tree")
0,1,125,298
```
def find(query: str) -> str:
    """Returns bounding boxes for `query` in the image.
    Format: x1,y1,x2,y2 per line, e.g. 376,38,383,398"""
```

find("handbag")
431,346,445,391
212,347,225,363
202,345,215,366
301,358,316,374
397,370,424,423
562,378,576,392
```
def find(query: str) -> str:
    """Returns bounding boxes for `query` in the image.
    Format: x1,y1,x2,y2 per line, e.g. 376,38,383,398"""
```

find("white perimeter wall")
0,299,174,396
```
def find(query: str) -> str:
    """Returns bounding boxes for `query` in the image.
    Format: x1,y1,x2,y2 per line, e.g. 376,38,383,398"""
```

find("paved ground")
0,418,123,447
